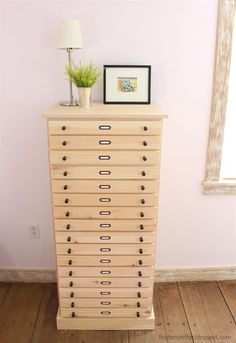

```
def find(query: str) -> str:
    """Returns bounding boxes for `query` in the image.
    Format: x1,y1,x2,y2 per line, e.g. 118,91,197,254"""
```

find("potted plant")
66,61,101,108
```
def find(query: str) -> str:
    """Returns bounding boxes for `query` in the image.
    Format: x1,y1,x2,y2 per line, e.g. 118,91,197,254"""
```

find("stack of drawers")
44,104,166,330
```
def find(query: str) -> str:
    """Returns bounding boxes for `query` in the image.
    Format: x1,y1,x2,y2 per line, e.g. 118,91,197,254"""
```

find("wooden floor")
0,281,236,343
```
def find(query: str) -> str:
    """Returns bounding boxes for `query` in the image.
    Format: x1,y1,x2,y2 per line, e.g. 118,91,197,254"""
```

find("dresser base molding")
57,307,155,330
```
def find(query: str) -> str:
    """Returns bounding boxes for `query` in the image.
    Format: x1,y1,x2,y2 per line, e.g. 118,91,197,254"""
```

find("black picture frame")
103,65,151,105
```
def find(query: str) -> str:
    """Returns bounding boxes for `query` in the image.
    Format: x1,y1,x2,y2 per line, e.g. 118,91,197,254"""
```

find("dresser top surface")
43,103,167,120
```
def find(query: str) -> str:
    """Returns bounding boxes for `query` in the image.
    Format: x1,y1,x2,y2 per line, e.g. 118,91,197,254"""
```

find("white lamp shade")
58,19,83,49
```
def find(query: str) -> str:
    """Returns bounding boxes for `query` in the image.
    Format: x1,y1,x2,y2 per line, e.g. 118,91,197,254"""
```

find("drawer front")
54,219,156,232
53,194,157,207
57,255,154,267
50,150,160,166
56,244,155,255
58,266,154,277
59,277,153,288
54,206,157,220
60,307,152,318
51,165,158,180
51,180,158,194
59,287,152,298
48,120,162,136
49,135,161,151
60,297,152,308
55,231,155,244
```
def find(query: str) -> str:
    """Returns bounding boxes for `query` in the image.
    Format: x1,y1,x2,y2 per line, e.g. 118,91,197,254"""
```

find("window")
203,0,236,194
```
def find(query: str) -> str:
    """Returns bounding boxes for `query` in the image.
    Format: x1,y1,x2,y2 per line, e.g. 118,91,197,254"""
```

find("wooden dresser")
43,103,166,330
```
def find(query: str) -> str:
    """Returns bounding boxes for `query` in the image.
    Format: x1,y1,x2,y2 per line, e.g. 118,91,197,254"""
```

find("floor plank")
0,282,10,305
178,282,215,342
157,282,193,343
218,280,236,323
0,283,44,343
197,281,236,342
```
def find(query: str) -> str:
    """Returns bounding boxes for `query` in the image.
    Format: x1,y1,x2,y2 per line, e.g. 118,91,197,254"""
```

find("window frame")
203,0,236,194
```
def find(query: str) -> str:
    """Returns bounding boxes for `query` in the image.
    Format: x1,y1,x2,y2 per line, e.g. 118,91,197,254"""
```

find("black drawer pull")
143,126,148,131
100,224,111,228
69,281,73,287
69,271,73,276
71,312,75,317
67,248,72,254
142,171,146,176
70,292,74,298
140,212,144,218
99,140,111,145
138,271,142,277
101,281,111,285
67,236,71,242
100,248,111,252
63,171,68,176
143,141,147,146
100,211,111,216
101,311,111,315
136,312,140,317
62,141,67,146
65,198,69,204
143,156,147,161
141,199,145,204
99,184,111,189
68,259,72,265
100,270,111,275
100,259,111,263
99,155,111,160
61,126,66,131
65,212,70,217
99,170,111,175
66,224,70,230
138,282,142,287
71,302,74,307
137,302,141,307
139,249,143,254
137,292,141,298
141,185,145,191
139,260,143,265
62,156,67,161
64,185,68,190
139,237,144,242
99,125,111,130
101,301,111,305
140,224,144,230
99,197,111,203
100,236,111,240
100,291,110,295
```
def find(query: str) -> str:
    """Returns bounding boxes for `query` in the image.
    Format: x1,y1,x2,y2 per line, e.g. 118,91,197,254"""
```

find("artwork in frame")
103,65,151,104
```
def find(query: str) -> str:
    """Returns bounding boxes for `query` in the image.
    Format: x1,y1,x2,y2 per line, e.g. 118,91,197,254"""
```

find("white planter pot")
78,87,91,108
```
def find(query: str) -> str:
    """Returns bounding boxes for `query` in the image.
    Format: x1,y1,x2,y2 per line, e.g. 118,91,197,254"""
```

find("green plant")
66,61,102,87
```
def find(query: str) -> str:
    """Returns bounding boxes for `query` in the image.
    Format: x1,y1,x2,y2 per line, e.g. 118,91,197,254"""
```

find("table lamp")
58,19,83,106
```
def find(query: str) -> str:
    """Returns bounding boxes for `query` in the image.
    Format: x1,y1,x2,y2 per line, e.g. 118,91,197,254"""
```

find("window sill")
202,179,236,194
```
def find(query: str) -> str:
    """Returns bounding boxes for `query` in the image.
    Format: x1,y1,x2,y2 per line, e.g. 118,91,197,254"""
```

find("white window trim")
203,0,236,194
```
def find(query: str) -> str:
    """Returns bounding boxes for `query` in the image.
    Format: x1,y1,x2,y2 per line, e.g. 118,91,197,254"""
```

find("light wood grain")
48,120,162,135
60,307,152,318
218,280,236,323
55,231,155,244
51,165,159,180
60,297,152,308
49,135,161,150
56,255,154,267
59,287,152,298
203,0,236,193
43,103,166,120
59,277,153,288
52,179,158,194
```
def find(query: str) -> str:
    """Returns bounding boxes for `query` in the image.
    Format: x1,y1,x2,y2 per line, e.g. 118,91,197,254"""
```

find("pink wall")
1,0,235,269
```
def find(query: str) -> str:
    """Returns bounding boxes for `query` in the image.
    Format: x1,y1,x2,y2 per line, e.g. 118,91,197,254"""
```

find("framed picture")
103,65,151,104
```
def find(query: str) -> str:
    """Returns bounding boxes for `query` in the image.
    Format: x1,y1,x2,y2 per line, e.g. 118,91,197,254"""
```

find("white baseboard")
0,266,236,283
154,265,236,282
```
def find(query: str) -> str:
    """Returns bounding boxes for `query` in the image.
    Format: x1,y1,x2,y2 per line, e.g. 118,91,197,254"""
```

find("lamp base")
60,100,78,106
